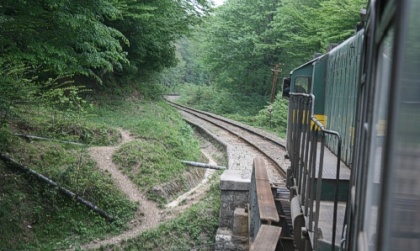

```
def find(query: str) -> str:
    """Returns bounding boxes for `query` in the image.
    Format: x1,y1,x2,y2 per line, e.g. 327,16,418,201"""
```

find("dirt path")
77,129,218,250
80,129,161,250
163,151,217,220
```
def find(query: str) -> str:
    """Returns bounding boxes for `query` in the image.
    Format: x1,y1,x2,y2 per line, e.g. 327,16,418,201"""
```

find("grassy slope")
90,99,201,204
99,174,222,251
0,97,206,250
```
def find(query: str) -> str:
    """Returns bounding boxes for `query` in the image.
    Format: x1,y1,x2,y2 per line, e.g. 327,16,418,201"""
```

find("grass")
0,139,137,250
175,84,289,138
90,99,201,205
0,95,203,250
98,172,222,251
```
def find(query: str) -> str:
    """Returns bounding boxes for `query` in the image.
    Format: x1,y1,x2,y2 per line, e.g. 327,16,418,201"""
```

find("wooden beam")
254,158,279,223
250,225,282,251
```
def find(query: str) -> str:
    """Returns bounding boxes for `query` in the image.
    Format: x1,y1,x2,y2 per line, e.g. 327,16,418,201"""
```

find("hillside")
0,97,221,250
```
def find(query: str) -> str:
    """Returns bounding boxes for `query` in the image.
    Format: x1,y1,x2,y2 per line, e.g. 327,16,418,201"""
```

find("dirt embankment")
76,129,220,250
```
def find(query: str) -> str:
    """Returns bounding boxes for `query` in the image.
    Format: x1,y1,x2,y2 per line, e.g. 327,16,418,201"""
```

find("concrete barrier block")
233,207,249,236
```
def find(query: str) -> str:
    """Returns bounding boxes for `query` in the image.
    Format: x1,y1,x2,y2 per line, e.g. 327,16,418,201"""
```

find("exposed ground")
76,98,286,250
77,129,220,250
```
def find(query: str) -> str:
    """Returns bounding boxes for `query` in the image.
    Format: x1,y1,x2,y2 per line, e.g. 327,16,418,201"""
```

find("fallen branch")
181,160,226,170
15,134,85,146
0,153,114,221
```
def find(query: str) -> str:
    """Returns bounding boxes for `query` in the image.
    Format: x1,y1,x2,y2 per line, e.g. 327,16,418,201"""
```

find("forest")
0,0,366,250
0,0,365,130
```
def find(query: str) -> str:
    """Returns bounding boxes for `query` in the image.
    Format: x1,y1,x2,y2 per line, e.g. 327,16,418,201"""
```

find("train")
281,0,420,250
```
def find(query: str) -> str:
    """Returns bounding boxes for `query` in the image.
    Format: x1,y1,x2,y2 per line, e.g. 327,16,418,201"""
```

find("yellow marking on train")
291,110,327,130
311,114,326,129
377,119,387,136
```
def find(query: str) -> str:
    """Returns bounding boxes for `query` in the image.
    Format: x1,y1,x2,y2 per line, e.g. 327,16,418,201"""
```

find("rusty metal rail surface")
166,98,287,177
166,98,286,149
166,98,291,250
249,157,281,250
287,93,343,251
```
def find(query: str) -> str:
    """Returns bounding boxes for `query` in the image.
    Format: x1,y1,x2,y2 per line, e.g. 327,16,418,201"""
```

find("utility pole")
270,64,282,103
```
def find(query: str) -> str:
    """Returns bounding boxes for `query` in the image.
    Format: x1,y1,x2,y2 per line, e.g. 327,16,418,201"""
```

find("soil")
76,129,219,250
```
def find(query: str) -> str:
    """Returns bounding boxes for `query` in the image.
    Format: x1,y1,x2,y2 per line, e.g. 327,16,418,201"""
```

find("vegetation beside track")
176,84,289,138
91,99,202,206
0,96,202,250
98,174,222,251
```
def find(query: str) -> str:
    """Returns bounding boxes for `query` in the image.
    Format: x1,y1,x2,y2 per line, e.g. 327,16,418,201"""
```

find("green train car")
284,30,364,166
283,0,420,250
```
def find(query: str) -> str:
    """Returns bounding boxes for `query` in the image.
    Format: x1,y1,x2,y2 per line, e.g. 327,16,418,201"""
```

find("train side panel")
312,55,328,124
324,30,364,165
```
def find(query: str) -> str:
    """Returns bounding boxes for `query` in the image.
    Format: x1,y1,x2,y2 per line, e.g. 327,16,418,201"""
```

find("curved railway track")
166,98,288,185
166,97,295,250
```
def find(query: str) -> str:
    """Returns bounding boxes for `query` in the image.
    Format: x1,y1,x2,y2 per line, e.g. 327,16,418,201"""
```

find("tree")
0,0,127,82
198,0,281,96
270,0,367,75
0,0,212,89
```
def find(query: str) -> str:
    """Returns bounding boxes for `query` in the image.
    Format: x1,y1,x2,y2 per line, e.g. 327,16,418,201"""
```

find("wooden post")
270,64,283,103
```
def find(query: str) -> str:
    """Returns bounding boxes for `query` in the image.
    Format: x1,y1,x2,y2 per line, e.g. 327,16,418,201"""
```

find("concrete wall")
215,170,251,251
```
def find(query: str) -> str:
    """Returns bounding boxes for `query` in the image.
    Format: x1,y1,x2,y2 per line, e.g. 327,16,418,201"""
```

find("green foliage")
228,97,289,137
178,83,289,136
177,84,269,116
0,0,128,81
101,175,221,251
0,127,14,152
0,140,136,250
158,37,211,91
9,100,119,146
0,63,38,127
174,0,366,138
269,0,367,75
92,99,201,202
192,0,367,97
40,85,93,124
103,0,212,86
0,0,213,102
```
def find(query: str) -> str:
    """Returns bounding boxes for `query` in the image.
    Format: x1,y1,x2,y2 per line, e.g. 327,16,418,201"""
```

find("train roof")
289,29,365,76
289,55,323,75
327,29,364,55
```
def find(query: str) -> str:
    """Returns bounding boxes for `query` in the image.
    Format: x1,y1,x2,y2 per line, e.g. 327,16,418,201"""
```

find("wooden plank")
254,157,270,181
254,158,280,223
250,225,282,251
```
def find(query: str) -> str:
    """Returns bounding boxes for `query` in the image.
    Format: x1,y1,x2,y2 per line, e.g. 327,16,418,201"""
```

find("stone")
233,207,249,236
220,170,251,191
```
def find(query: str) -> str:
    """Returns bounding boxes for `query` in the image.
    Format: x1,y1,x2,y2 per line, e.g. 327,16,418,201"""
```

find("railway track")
166,98,295,250
166,99,288,180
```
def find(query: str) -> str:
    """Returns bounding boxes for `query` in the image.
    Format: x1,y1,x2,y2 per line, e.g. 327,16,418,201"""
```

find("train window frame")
358,0,403,250
361,25,394,251
293,76,311,94
282,77,291,98
375,1,420,250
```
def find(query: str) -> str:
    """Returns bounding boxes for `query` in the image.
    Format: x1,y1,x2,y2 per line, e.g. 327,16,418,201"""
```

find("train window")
362,26,394,251
294,77,311,93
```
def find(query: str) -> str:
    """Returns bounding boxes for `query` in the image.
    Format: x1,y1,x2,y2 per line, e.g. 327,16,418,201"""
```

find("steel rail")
166,98,287,177
166,99,286,149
